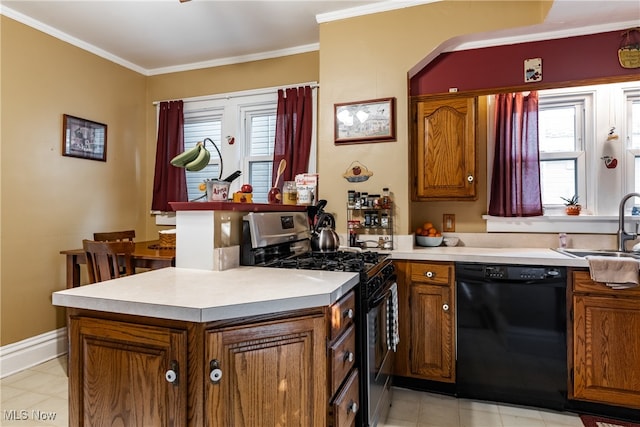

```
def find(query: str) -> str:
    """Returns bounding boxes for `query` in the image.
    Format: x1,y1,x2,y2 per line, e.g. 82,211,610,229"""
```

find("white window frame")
624,89,640,195
537,93,591,215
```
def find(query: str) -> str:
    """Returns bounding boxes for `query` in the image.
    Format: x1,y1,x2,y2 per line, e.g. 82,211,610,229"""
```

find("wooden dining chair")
82,239,135,283
93,229,136,242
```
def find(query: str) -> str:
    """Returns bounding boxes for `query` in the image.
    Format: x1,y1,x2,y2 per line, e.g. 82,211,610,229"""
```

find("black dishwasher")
456,263,568,410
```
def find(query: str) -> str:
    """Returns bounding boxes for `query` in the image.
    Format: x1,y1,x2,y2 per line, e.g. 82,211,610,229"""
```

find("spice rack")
346,191,393,249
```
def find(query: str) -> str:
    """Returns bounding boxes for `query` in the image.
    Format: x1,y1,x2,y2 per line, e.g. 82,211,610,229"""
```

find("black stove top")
264,250,388,276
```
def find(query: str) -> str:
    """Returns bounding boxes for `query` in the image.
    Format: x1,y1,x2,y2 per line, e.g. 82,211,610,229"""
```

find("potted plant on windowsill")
561,195,581,216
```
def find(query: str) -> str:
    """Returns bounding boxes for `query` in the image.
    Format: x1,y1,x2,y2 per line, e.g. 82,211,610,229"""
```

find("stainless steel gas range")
240,211,398,426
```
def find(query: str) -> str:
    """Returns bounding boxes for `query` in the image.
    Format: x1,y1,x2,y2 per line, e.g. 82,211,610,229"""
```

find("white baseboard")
0,328,68,378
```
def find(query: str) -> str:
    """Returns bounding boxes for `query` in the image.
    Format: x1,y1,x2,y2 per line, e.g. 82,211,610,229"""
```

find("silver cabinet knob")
467,175,474,183
425,271,434,278
210,369,222,383
344,308,354,319
209,359,223,383
348,401,358,414
344,351,354,363
165,360,179,384
443,303,450,311
165,369,177,383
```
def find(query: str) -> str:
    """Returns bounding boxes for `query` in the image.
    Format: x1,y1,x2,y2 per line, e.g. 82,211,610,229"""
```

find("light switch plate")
443,214,455,232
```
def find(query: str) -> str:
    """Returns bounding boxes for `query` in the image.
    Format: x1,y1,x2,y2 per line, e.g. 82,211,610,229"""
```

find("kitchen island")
53,267,360,427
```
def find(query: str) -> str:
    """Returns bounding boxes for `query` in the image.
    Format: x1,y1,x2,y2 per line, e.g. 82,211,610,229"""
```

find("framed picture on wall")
334,97,396,144
62,114,107,161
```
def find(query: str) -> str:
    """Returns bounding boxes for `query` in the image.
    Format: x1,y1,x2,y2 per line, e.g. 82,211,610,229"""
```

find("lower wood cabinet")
204,315,327,426
69,317,188,426
571,270,640,409
68,290,358,427
393,260,455,382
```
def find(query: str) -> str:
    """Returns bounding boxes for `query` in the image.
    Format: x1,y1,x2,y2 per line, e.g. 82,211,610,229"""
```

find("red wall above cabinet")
410,30,638,96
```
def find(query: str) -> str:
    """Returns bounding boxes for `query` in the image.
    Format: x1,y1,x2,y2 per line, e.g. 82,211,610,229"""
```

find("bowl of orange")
415,222,443,247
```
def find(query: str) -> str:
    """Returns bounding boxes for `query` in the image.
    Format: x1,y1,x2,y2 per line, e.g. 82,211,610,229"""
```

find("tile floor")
0,356,584,427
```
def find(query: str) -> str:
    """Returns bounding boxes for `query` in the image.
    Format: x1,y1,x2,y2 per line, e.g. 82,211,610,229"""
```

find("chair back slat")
93,230,136,242
83,239,135,284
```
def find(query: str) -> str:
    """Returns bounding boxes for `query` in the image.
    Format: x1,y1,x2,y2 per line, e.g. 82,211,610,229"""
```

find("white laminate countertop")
52,266,359,323
391,246,588,267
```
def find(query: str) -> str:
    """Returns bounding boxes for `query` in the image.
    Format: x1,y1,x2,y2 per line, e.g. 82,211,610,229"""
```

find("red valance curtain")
272,86,313,188
488,92,543,217
151,100,187,211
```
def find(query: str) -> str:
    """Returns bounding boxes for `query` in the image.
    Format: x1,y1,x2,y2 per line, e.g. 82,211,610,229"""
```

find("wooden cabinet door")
412,97,476,200
69,317,187,427
205,315,327,427
573,295,640,409
409,283,455,382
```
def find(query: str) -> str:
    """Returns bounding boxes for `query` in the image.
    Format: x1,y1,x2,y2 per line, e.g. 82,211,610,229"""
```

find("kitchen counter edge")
52,266,360,323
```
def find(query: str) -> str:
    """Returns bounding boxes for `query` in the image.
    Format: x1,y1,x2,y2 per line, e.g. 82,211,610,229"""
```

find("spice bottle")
382,187,391,209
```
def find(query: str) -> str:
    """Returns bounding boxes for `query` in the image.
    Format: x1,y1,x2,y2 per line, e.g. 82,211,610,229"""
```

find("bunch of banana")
170,142,211,171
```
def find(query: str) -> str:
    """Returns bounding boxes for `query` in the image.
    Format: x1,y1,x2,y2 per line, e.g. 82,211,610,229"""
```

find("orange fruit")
428,227,437,235
421,229,430,236
423,222,433,230
416,227,423,235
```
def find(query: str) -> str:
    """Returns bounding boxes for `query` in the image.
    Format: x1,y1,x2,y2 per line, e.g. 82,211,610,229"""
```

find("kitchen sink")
554,248,640,259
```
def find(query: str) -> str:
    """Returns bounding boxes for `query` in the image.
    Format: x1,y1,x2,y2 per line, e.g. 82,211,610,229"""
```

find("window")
538,94,590,211
625,90,640,193
183,111,223,200
244,108,277,203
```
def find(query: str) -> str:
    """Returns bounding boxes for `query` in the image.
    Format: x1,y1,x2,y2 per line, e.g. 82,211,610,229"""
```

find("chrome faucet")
617,192,640,252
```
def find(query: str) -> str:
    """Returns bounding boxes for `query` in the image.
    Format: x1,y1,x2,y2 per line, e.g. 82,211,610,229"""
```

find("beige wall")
0,17,147,344
318,1,549,234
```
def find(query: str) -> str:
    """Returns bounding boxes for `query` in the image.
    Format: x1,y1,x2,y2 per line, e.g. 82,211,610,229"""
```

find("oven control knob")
344,308,354,320
443,303,449,311
348,401,358,414
344,351,354,363
425,271,435,278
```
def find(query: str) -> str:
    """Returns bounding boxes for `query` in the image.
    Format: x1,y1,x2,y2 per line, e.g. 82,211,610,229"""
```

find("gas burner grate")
265,250,388,274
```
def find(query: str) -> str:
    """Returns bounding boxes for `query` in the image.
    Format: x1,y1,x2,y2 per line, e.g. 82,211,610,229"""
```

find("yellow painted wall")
0,17,147,345
318,1,548,234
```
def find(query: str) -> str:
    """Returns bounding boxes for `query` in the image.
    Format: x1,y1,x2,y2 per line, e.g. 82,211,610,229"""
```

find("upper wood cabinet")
410,96,477,200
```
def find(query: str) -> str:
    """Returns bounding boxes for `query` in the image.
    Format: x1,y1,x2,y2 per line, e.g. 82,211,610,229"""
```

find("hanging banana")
170,142,202,167
185,144,211,171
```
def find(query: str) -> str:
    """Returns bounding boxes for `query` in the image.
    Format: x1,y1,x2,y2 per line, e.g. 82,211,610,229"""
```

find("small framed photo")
62,114,107,161
334,97,396,144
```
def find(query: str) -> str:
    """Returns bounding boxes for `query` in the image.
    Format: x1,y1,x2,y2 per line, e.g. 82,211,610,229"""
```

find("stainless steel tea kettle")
310,200,340,252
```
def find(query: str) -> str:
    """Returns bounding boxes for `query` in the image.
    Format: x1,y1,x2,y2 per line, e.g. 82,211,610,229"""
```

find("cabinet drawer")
330,369,359,427
411,262,451,285
573,270,640,297
329,291,356,341
329,324,357,396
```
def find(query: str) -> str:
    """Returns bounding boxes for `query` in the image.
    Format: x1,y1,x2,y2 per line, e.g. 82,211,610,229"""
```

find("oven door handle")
369,288,391,307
